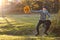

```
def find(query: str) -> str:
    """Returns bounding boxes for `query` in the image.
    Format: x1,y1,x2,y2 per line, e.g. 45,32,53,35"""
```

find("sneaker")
35,33,39,36
44,32,48,35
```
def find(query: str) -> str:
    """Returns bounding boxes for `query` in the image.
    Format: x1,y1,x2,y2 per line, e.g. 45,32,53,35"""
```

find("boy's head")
42,6,48,10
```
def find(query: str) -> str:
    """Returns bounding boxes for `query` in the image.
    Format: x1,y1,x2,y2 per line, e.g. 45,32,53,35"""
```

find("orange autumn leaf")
24,6,30,14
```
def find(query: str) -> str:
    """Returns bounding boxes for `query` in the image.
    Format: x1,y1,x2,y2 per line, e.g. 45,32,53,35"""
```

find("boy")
31,7,51,36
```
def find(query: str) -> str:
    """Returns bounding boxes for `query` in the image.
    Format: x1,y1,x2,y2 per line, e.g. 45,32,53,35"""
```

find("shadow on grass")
0,23,60,37
0,25,36,36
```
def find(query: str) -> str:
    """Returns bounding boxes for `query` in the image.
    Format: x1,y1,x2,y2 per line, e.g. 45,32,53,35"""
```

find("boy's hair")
43,6,48,9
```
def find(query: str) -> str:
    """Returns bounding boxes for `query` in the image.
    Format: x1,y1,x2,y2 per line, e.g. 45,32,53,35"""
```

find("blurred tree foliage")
8,0,60,14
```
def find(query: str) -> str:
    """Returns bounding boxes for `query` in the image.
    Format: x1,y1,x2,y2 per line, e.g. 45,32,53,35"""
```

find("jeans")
36,20,51,35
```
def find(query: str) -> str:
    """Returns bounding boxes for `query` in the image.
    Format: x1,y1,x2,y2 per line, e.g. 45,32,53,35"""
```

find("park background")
0,0,60,40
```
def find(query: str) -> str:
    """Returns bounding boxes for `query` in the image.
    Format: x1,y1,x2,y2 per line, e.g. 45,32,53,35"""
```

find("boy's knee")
47,20,51,25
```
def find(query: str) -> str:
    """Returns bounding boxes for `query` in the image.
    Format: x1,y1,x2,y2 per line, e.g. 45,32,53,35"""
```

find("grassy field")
0,35,58,40
0,13,60,40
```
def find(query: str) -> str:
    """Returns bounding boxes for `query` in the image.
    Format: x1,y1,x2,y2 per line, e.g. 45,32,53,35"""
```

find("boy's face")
43,8,47,10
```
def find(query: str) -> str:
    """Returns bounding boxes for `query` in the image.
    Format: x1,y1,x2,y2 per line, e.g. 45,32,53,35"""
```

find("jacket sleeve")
31,10,42,13
46,11,51,19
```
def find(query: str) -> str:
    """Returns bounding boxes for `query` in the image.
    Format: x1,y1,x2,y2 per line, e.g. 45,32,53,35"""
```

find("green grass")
0,13,60,40
0,35,57,40
0,14,39,35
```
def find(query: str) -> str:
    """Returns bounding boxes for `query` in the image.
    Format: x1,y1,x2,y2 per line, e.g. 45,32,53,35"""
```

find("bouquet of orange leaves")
24,5,30,14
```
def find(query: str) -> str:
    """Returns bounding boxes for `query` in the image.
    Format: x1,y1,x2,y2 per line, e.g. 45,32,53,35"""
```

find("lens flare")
8,0,12,2
0,0,3,6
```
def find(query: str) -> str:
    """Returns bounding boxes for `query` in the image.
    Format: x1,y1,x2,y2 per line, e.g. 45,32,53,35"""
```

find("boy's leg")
35,20,42,36
44,20,51,35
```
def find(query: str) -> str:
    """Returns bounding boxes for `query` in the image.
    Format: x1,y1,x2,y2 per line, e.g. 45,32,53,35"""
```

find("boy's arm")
47,11,51,20
47,13,51,17
31,10,42,13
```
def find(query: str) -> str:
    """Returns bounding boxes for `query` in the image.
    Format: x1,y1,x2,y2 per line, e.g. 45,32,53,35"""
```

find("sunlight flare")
0,0,3,6
0,17,4,20
8,0,12,2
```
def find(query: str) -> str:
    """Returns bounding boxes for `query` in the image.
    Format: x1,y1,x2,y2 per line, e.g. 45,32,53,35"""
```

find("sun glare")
8,0,12,2
0,0,3,6
0,17,4,20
